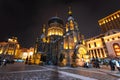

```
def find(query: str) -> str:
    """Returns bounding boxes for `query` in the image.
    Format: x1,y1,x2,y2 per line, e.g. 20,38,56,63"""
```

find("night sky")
0,0,120,48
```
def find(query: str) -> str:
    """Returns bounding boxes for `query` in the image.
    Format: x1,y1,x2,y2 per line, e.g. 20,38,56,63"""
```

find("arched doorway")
75,44,90,66
113,43,120,56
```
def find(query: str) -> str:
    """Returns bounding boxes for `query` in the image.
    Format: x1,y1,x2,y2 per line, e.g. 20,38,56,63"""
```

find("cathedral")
36,8,88,66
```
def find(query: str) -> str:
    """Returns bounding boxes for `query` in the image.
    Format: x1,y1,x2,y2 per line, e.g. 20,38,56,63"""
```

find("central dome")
48,16,64,25
47,16,64,37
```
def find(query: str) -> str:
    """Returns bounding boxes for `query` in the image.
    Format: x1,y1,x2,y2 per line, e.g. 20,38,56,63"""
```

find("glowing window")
114,16,116,19
113,43,120,56
105,20,108,22
111,17,113,20
117,14,120,17
99,23,101,25
103,21,105,24
108,18,111,21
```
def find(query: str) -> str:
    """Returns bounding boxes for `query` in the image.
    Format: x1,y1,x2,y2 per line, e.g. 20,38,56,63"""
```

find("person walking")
95,57,100,68
115,58,120,72
109,59,115,71
1,58,7,67
25,56,28,64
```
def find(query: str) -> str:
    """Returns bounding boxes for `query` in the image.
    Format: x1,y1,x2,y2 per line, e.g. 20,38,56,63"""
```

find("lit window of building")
113,43,120,56
117,14,119,17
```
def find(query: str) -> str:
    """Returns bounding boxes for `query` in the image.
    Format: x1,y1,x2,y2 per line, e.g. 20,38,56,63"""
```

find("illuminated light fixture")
105,20,108,22
111,17,113,20
0,50,2,54
8,39,12,42
29,52,33,56
117,14,119,17
22,52,28,59
74,37,77,43
65,46,68,49
114,45,119,48
68,6,72,15
69,46,72,49
109,38,112,41
97,43,101,47
99,23,102,25
114,16,116,19
91,45,94,48
103,21,105,24
105,40,108,42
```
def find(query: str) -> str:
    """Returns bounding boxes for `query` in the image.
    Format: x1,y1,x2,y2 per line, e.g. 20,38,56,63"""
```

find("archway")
113,43,120,56
75,44,89,66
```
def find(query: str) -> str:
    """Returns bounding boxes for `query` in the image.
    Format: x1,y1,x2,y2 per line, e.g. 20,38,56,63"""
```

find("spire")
42,24,46,33
68,6,72,15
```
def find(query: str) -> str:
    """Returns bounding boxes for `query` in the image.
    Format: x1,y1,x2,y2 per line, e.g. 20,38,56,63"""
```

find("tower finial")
68,6,72,15
43,24,46,33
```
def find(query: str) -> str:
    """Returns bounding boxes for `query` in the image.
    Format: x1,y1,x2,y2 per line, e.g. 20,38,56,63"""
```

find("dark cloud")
0,0,120,48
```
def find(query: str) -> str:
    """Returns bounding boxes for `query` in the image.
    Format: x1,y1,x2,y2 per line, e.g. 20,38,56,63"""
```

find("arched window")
113,43,120,56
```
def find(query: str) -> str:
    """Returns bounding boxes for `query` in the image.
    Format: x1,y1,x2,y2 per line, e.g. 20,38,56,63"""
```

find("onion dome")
47,16,64,37
48,16,64,26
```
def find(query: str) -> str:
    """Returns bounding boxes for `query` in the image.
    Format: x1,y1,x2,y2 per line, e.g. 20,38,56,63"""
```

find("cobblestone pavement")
44,65,120,80
0,63,120,80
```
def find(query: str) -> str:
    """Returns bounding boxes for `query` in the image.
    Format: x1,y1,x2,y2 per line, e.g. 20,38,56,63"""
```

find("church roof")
48,16,64,25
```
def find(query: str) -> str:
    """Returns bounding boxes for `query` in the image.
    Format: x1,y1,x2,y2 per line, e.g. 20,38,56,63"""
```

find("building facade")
87,10,120,59
0,37,20,59
86,29,120,59
86,35,107,59
98,10,120,33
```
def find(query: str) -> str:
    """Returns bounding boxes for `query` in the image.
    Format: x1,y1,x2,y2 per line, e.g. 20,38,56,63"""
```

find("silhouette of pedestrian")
115,58,120,72
95,57,100,68
25,56,28,64
109,59,115,71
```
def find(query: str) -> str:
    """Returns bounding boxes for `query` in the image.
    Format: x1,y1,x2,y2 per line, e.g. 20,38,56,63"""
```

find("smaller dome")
68,16,74,21
48,17,64,25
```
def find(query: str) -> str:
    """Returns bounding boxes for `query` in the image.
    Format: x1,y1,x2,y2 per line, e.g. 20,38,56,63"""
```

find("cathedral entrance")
75,44,90,66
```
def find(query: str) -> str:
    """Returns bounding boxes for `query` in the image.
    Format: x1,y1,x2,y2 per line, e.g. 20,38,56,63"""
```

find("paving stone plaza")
0,62,120,80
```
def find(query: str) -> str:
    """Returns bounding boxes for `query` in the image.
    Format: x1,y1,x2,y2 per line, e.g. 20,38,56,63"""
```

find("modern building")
86,34,107,59
103,29,120,58
87,10,120,59
86,29,120,59
98,10,120,33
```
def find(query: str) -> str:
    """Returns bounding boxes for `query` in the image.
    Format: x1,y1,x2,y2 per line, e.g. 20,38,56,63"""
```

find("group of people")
90,57,120,72
91,57,100,68
109,58,120,72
